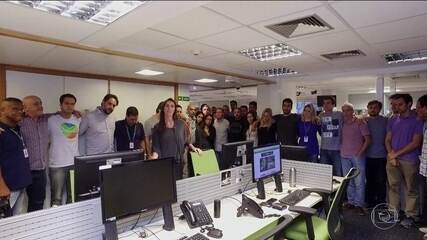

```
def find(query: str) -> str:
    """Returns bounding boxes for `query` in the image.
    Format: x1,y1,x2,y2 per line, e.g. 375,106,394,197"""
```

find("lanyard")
126,124,137,142
9,128,26,148
303,121,310,136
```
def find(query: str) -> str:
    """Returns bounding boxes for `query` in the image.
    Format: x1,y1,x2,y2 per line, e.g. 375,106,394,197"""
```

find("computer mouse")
207,228,223,239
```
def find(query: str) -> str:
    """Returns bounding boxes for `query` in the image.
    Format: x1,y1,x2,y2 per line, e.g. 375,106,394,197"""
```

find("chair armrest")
288,206,317,216
257,215,294,240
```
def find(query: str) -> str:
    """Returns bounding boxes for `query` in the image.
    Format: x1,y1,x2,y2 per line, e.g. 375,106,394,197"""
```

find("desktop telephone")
180,200,213,228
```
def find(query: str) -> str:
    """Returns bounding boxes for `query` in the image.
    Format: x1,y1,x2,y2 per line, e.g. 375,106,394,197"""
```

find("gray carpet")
341,209,424,240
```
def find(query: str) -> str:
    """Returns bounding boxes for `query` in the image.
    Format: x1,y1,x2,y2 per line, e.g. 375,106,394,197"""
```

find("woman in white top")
246,111,258,147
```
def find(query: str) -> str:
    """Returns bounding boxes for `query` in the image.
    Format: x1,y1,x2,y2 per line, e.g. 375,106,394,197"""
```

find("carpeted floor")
341,209,424,240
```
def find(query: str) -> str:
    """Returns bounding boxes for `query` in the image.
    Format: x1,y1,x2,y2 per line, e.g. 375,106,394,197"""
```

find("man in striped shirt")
416,95,427,236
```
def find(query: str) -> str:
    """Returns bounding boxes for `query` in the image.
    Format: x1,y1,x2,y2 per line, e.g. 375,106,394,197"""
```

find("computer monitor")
281,145,310,162
222,140,254,169
252,144,282,199
99,157,177,222
74,150,144,201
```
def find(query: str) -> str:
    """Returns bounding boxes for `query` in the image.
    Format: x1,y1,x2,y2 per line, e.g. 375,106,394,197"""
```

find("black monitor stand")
162,204,175,231
103,220,118,240
274,174,283,192
256,180,266,200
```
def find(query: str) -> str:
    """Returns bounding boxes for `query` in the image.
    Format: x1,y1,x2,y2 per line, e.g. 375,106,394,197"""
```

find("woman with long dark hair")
151,98,201,179
195,114,216,150
246,111,258,147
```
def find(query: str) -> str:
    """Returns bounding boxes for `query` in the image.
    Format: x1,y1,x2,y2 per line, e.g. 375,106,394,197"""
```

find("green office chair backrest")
326,168,360,240
191,149,220,175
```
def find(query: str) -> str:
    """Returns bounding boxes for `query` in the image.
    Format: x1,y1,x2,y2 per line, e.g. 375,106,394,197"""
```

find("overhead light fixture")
239,43,302,61
257,67,298,77
194,78,218,83
135,69,164,76
368,88,401,94
384,49,427,64
8,1,145,26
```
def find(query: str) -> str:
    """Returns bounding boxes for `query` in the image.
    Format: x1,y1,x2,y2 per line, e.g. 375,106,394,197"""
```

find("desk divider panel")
1,165,259,239
282,159,333,191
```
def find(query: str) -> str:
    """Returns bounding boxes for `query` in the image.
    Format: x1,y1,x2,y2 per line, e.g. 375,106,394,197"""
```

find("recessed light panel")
384,49,427,64
239,43,302,62
194,78,218,83
135,69,164,76
257,67,298,77
8,1,145,26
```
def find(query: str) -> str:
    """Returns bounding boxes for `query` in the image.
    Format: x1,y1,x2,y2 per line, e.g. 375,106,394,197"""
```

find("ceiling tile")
203,53,261,66
356,14,427,44
159,41,226,58
0,2,102,42
287,30,366,54
372,35,427,55
204,1,322,25
119,29,187,50
331,1,427,29
0,36,55,65
251,6,348,42
150,7,242,40
196,27,276,52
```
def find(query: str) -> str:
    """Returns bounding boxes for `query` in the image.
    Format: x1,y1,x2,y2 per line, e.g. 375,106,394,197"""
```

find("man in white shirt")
48,94,81,206
213,107,229,170
79,94,118,155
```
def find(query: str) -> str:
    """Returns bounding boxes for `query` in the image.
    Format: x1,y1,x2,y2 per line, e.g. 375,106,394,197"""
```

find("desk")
119,178,342,240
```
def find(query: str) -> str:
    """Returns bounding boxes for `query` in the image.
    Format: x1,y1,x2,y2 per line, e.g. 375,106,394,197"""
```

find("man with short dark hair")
214,107,229,170
388,93,400,117
365,100,388,207
386,93,423,228
114,106,145,152
240,105,248,119
176,104,186,121
0,98,32,216
48,94,80,206
228,108,246,143
223,104,232,121
319,96,343,176
274,98,300,146
249,101,257,114
79,93,118,155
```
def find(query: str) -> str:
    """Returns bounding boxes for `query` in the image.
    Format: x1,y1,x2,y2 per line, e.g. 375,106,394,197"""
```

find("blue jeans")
320,149,342,176
49,166,73,206
341,155,366,207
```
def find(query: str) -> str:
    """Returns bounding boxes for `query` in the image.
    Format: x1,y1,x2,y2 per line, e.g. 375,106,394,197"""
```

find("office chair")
190,149,220,175
259,167,359,240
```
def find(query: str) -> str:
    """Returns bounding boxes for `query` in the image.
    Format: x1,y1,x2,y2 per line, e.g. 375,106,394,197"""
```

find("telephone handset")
180,200,213,228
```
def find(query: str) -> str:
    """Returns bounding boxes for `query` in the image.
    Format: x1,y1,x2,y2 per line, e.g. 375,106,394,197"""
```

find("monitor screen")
100,158,177,222
74,150,144,201
222,140,254,169
281,145,310,162
252,144,282,181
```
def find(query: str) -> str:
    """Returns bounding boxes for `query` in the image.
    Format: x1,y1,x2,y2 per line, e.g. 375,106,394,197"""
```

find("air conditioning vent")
321,50,366,60
266,15,333,38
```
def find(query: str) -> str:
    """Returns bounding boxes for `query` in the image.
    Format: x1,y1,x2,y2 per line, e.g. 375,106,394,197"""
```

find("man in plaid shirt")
417,95,427,237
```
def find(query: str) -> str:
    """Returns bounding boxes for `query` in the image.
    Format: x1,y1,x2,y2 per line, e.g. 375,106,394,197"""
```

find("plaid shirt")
20,114,50,170
419,122,427,177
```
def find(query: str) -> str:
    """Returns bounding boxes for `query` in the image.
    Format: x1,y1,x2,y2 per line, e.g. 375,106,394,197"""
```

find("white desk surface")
119,177,343,240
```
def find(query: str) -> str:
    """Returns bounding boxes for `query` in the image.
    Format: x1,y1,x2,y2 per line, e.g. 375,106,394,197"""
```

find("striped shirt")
20,114,50,170
419,122,427,177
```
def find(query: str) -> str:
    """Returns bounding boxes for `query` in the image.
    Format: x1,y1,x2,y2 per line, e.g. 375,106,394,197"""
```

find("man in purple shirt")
340,103,371,215
386,93,423,228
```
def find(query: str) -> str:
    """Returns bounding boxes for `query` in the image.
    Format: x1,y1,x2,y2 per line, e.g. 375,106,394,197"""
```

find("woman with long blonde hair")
297,104,321,162
257,108,277,146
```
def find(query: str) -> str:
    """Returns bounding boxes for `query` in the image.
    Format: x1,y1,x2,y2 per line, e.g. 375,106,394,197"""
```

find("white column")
376,76,385,109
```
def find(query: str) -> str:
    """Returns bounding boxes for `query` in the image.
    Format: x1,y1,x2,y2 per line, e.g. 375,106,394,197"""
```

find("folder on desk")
70,169,75,203
191,149,219,175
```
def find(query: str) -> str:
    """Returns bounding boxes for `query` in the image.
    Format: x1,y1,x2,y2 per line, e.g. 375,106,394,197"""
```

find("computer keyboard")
184,233,210,240
279,189,310,206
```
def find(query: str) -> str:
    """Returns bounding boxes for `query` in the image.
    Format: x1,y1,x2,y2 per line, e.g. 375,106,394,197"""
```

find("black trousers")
26,170,47,212
365,157,387,207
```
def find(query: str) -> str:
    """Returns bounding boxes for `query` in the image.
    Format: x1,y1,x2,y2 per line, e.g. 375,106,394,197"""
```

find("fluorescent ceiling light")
384,49,427,64
368,88,401,94
194,78,218,83
257,67,298,77
8,1,145,26
239,43,302,62
135,69,164,76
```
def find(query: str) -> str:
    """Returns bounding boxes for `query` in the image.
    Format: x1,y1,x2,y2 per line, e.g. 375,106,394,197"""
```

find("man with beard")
79,94,118,155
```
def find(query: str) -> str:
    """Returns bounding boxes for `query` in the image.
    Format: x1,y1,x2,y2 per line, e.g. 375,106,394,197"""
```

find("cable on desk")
240,178,252,193
131,208,159,230
221,196,242,205
143,227,161,240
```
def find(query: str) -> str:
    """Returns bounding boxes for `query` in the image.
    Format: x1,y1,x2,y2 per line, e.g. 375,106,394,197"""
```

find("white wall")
6,71,175,122
257,81,297,116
